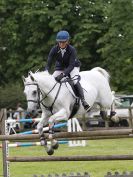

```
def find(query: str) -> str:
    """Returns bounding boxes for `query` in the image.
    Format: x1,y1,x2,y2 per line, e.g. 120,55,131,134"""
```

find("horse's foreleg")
48,108,68,135
46,108,68,155
37,112,48,133
37,111,48,148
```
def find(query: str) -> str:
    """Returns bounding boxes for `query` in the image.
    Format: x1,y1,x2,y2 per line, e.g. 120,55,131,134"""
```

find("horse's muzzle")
27,109,38,117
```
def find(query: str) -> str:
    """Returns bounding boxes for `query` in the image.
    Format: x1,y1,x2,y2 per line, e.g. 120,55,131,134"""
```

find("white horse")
23,67,115,155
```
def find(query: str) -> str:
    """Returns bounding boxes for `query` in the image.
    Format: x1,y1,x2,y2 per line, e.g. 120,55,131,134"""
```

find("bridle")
25,82,62,114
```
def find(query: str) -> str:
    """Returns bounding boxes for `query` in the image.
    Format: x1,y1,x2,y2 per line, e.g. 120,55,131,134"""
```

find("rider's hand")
55,73,65,82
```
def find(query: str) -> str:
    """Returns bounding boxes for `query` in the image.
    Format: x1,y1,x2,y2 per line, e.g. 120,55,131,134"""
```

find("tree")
97,0,133,93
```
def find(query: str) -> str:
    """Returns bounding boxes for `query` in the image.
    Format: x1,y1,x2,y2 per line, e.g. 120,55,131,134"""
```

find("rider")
45,30,90,112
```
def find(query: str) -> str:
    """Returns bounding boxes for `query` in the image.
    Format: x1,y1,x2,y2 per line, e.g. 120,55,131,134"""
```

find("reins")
40,82,62,114
62,75,80,98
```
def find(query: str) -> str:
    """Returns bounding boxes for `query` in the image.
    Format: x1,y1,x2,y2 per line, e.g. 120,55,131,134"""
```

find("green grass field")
0,139,133,177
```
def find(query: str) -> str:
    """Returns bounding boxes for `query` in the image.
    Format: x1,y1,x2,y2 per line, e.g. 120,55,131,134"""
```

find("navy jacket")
45,44,81,76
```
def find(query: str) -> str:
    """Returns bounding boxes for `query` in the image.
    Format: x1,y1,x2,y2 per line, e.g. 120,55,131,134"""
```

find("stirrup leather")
82,100,90,112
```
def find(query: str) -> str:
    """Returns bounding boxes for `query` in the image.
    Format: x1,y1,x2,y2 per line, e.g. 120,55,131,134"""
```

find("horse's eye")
33,90,37,96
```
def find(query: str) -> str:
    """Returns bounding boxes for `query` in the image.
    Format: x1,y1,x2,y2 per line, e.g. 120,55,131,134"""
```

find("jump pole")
1,109,10,177
6,118,42,124
6,118,67,135
0,128,133,141
0,141,68,148
7,155,133,162
18,122,67,135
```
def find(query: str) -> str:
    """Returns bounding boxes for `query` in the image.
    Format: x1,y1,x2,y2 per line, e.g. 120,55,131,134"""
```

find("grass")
0,139,133,177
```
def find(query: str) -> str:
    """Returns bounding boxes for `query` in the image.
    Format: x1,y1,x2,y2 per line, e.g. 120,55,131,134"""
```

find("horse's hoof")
52,140,59,150
40,140,45,146
100,111,108,120
40,138,47,146
46,146,54,155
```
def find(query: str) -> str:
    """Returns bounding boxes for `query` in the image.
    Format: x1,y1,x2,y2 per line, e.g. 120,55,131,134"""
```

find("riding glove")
55,73,65,82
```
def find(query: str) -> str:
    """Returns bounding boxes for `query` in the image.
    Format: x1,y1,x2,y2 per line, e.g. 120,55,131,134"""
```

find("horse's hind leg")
100,103,116,123
98,104,108,120
109,100,118,122
110,103,116,118
99,106,108,120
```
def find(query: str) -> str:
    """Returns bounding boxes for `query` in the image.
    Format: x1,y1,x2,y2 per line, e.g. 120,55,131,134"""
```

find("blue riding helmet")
56,30,70,42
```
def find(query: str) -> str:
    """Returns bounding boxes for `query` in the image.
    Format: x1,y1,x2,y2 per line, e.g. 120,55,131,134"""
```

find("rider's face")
58,41,68,49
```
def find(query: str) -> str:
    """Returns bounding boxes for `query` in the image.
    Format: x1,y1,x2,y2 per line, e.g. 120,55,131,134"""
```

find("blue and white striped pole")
0,140,68,148
7,118,42,123
19,122,67,135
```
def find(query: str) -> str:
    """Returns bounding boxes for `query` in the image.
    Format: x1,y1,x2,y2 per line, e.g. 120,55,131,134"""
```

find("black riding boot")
74,82,90,112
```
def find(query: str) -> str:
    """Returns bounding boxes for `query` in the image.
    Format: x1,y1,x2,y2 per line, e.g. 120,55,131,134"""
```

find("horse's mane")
24,71,51,83
34,71,50,77
30,70,55,83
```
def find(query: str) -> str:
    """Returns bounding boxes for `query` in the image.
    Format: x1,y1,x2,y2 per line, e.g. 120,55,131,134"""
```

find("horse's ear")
28,71,36,82
22,76,26,83
28,71,32,76
28,71,35,81
30,75,35,81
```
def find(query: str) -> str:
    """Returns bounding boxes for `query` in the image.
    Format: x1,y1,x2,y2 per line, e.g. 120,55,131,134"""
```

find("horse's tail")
91,67,110,80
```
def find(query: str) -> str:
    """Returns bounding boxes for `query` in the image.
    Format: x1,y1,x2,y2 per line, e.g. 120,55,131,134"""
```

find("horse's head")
22,72,40,116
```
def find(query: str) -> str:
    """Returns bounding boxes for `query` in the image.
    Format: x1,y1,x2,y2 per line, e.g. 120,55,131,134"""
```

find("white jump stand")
7,117,17,135
68,118,86,147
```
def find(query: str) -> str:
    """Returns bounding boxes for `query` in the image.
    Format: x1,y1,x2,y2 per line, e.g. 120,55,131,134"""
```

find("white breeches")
53,67,80,85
